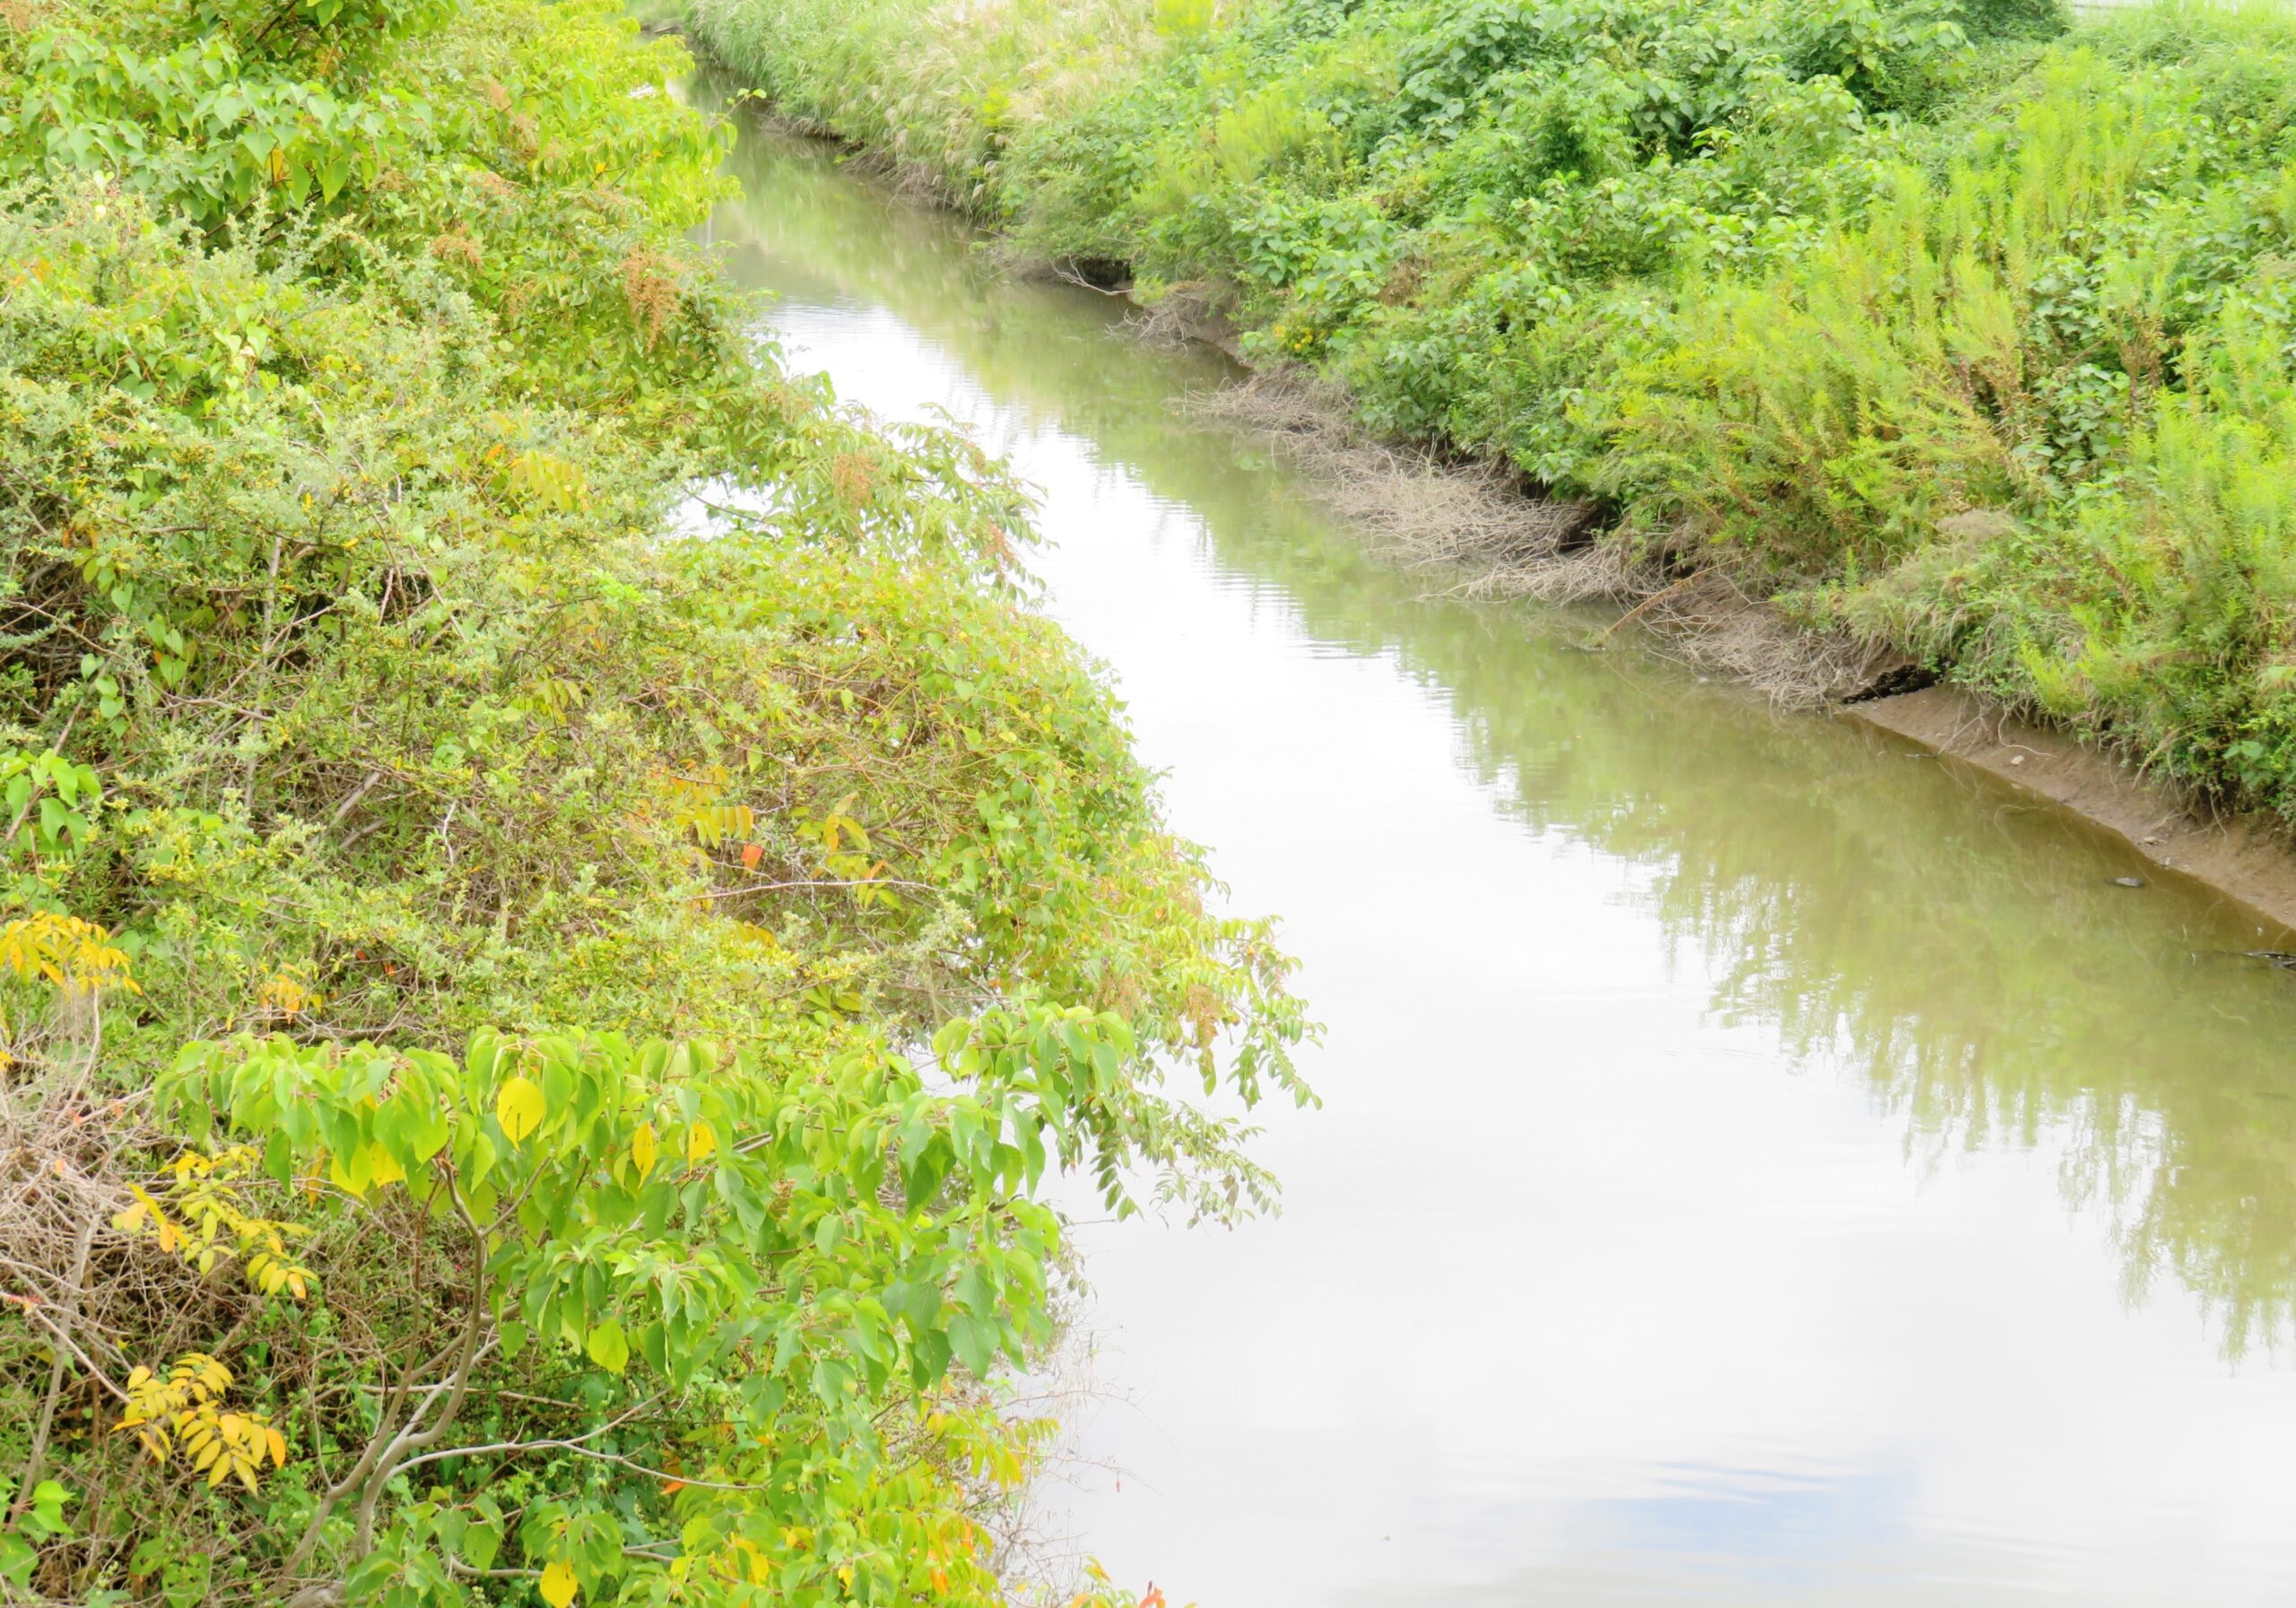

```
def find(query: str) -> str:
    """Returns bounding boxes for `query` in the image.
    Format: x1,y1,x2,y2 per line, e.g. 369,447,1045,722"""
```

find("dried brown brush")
1183,374,1898,706
620,248,682,351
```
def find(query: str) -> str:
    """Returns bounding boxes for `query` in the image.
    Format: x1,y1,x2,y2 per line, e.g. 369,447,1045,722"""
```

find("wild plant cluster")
0,0,1309,1603
689,0,2296,820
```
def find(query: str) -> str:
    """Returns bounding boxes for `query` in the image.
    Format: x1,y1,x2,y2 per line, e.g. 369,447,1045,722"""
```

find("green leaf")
430,1508,467,1557
464,1501,503,1570
909,1326,952,1386
883,1278,942,1334
585,1319,630,1375
947,1312,997,1378
0,1534,34,1589
27,1481,70,1536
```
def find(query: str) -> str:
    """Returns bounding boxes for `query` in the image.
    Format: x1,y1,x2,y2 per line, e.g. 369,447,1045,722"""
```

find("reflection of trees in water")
706,98,2296,1355
1438,606,2296,1359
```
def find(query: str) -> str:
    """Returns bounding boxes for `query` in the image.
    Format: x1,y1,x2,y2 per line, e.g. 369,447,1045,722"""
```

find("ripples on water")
693,78,2296,1606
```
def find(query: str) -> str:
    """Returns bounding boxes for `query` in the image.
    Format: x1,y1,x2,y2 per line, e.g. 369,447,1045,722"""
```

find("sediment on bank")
1179,373,1918,708
1169,363,2296,934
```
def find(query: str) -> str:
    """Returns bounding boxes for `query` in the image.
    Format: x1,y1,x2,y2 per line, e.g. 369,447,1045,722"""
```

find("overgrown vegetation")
0,0,1309,1602
686,0,2296,824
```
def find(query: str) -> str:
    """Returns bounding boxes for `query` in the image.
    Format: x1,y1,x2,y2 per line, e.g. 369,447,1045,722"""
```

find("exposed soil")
1848,687,2296,939
1182,373,1912,706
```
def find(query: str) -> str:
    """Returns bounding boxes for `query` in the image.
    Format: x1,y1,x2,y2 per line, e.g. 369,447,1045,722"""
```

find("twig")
1595,569,1706,644
687,877,935,902
19,1302,127,1404
395,1434,768,1493
328,769,387,830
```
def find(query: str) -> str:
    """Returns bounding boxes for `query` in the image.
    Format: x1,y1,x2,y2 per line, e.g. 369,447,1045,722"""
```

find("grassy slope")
687,0,2296,826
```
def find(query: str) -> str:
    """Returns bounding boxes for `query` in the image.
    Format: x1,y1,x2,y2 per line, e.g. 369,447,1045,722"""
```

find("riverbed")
700,91,2296,1607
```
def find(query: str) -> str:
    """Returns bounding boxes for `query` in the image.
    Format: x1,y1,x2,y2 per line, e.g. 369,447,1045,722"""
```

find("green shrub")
0,0,1305,1603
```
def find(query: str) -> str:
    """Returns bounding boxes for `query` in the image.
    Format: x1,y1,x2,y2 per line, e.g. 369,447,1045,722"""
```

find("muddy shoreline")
1847,688,2296,937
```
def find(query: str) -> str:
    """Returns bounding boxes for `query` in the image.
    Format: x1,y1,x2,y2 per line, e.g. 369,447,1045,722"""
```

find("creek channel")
697,85,2296,1608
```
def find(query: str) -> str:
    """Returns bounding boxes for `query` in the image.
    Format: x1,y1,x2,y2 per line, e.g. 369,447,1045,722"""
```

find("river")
697,91,2296,1607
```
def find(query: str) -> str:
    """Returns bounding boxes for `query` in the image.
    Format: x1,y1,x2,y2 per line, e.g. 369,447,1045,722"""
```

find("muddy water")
700,99,2296,1607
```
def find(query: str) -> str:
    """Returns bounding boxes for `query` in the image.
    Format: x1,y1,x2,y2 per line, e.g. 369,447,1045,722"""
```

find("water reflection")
695,78,2296,1602
700,95,2296,1355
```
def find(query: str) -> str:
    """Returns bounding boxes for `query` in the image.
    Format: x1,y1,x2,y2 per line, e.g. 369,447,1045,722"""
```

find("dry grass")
1183,373,1906,707
1118,280,1240,354
1185,372,1596,582
0,1023,201,1594
1613,568,1911,707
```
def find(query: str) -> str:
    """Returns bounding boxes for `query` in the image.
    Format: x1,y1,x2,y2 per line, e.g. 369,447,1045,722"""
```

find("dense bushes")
0,0,1305,1603
688,0,2296,822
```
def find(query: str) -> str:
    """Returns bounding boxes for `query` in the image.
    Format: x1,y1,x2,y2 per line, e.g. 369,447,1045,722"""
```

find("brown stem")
12,1213,96,1518
280,1256,449,1575
348,1184,492,1552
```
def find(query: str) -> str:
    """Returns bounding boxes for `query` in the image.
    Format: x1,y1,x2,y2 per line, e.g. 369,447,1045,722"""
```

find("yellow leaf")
361,1142,407,1188
266,1426,288,1466
495,1075,545,1146
538,1560,578,1608
684,1119,716,1165
631,1121,657,1180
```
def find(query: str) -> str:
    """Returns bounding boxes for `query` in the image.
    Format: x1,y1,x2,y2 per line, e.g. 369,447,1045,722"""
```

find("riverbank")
1204,365,2296,932
1185,356,2296,933
678,0,2296,927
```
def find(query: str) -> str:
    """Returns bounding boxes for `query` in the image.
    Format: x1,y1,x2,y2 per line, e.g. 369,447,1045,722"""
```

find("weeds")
691,0,2296,821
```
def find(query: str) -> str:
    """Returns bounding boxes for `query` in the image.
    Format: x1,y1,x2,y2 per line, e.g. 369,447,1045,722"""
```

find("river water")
700,98,2296,1607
